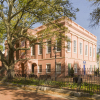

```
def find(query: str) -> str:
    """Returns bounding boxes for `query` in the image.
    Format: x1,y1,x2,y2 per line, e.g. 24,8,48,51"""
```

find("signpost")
83,60,86,75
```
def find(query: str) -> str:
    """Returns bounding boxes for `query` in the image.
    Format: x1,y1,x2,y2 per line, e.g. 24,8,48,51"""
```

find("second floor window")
80,43,82,55
31,45,35,56
74,40,76,53
39,44,42,54
93,48,95,58
67,38,71,52
90,47,92,57
47,41,51,53
85,45,88,56
57,40,61,51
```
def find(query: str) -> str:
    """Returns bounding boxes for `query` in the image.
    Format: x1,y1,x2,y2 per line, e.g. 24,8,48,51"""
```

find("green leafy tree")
89,0,100,27
0,0,78,80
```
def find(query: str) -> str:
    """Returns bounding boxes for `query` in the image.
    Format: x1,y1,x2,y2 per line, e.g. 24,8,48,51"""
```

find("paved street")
0,86,68,100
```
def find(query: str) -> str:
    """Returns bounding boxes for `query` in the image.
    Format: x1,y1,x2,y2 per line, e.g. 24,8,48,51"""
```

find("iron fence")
1,68,100,94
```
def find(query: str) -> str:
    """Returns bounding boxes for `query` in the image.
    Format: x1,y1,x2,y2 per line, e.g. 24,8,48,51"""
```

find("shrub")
70,68,74,77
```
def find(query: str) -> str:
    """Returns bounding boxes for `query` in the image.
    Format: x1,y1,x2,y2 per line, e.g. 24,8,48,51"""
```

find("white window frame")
56,40,61,52
80,42,82,55
73,40,77,53
56,63,61,74
38,44,42,55
31,45,35,56
93,48,95,58
46,64,51,73
90,47,92,57
67,37,71,52
85,45,88,56
47,41,51,54
38,65,42,73
74,64,77,73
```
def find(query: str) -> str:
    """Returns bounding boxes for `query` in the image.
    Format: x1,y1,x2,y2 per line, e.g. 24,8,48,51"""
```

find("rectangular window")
74,40,76,53
57,40,61,51
38,65,42,73
74,64,77,73
67,38,71,52
90,65,92,73
80,43,82,55
39,44,42,54
90,47,92,57
47,41,51,53
93,48,95,58
56,64,61,73
31,45,35,56
68,63,71,76
85,45,88,56
46,64,51,73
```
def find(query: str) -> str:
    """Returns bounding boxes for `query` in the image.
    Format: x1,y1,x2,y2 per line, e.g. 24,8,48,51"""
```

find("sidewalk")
0,82,99,100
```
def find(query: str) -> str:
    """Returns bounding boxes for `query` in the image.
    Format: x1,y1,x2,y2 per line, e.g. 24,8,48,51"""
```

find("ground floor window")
46,64,51,73
74,64,77,73
68,63,71,76
56,63,61,73
90,65,92,74
38,65,42,73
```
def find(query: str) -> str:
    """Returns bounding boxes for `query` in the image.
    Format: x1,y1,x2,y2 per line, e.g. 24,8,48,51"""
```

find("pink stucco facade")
5,18,97,77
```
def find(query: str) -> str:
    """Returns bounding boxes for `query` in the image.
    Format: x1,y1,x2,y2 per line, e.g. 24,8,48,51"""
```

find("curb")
0,82,100,100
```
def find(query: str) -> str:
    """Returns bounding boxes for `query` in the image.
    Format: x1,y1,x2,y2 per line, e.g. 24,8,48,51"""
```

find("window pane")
47,41,51,53
74,40,76,52
67,42,70,51
38,65,42,73
32,45,35,55
85,45,87,55
57,40,61,51
74,64,77,73
56,64,61,73
47,64,51,72
80,43,82,54
39,44,42,54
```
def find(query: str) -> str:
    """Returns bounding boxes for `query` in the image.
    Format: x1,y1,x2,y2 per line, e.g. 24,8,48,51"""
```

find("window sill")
38,72,42,74
67,51,71,52
46,72,51,73
46,52,51,54
56,51,61,53
38,54,42,55
31,55,35,56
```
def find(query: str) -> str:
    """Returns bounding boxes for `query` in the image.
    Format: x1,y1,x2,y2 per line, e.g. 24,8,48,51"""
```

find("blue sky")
71,0,100,51
34,0,100,51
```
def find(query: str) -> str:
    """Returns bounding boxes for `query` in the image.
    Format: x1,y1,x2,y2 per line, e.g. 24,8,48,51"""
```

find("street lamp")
53,46,57,81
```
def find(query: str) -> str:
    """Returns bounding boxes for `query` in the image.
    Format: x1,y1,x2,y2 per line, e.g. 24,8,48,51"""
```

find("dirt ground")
0,86,68,100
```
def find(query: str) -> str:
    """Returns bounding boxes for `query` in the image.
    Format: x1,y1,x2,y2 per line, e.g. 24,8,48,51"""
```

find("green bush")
70,68,74,77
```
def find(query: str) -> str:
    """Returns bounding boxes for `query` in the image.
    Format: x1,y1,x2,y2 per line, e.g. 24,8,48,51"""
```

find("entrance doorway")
21,63,24,75
32,64,34,73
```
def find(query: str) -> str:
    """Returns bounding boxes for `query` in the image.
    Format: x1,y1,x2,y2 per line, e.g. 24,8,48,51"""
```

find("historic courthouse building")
5,18,97,77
